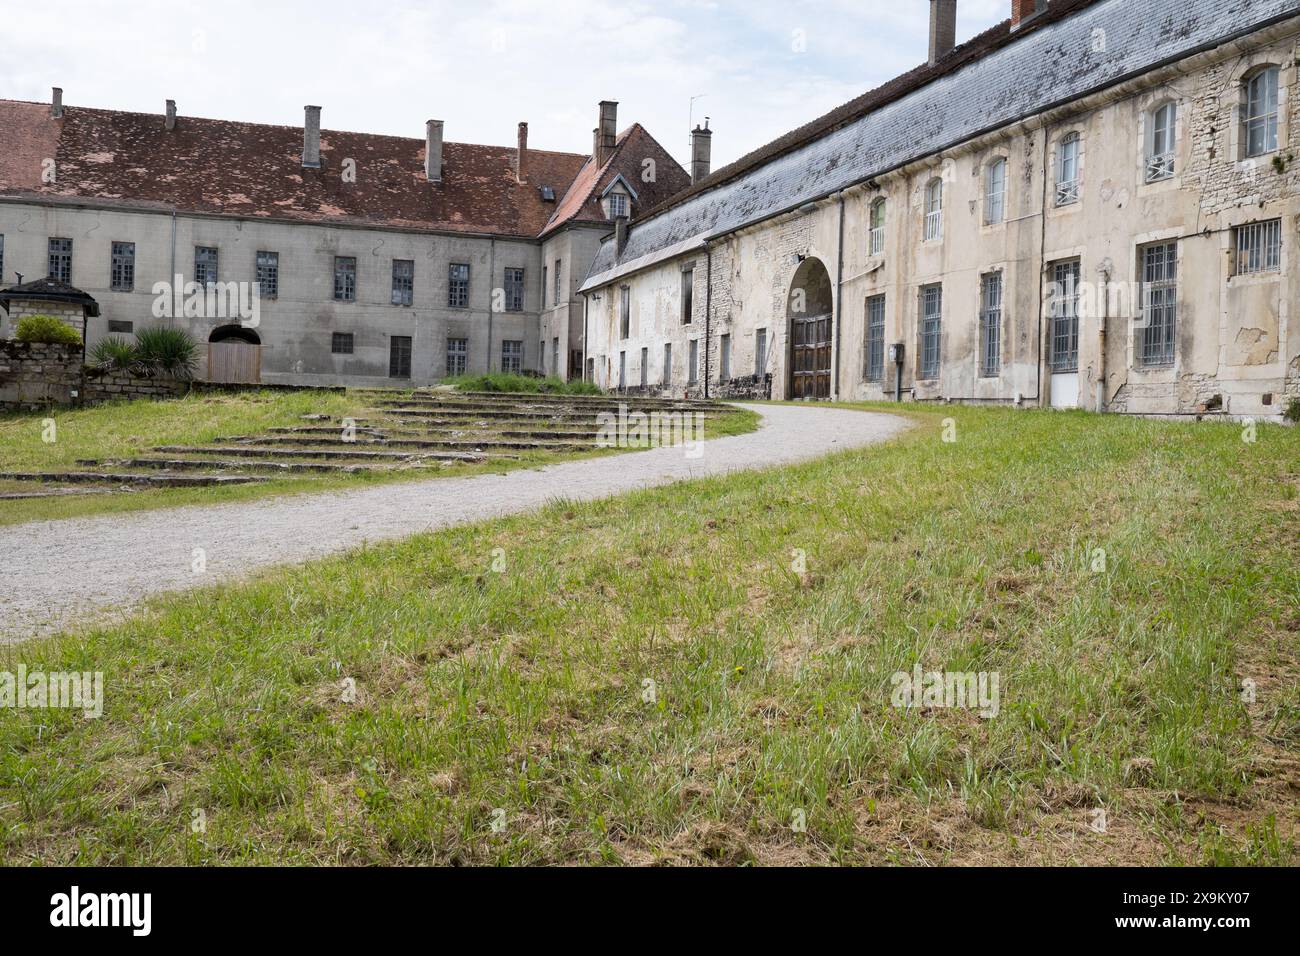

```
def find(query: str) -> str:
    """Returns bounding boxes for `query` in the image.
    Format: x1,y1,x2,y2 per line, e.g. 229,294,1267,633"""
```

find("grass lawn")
0,390,758,527
0,404,1296,865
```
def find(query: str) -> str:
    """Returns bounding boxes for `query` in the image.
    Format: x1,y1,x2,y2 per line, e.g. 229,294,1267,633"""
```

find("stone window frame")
640,346,649,388
864,293,886,383
446,336,468,376
917,282,943,381
503,266,526,312
681,261,695,325
501,339,523,374
48,237,73,283
688,337,699,385
1140,97,1180,184
255,250,280,299
922,177,943,242
1228,54,1291,164
194,245,219,288
333,256,357,302
391,258,415,307
982,154,1009,228
869,197,887,256
447,262,470,309
1051,129,1085,208
1125,227,1183,377
110,240,135,293
618,285,631,339
978,270,1004,378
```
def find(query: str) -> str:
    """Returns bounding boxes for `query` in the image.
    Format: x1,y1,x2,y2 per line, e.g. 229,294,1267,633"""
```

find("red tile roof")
0,99,594,239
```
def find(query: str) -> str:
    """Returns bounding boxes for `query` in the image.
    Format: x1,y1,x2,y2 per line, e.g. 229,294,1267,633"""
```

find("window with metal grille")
682,266,694,323
553,260,562,307
720,334,731,381
619,286,630,338
389,335,412,379
1049,260,1080,372
195,246,218,287
869,199,886,255
48,238,72,282
619,351,627,389
504,267,525,312
1234,219,1281,275
663,342,673,384
985,159,1006,225
864,294,885,382
1140,242,1178,367
331,332,353,355
980,273,1003,378
919,284,942,379
924,179,943,241
334,256,356,301
1146,102,1177,182
755,328,766,376
391,259,414,306
501,340,522,373
448,263,470,308
110,241,135,292
640,347,649,388
1056,133,1081,206
608,193,628,219
256,251,279,298
1243,66,1280,158
689,339,699,384
446,337,467,376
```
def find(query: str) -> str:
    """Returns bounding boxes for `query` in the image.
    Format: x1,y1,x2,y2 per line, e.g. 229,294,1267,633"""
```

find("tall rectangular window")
619,286,630,338
980,273,1002,378
663,343,673,385
1146,102,1177,181
0,234,5,283
924,180,943,241
1234,220,1282,275
334,256,356,301
985,159,1006,225
688,339,699,385
1056,134,1081,206
552,338,559,377
256,251,279,298
1140,242,1178,367
869,199,886,255
391,259,414,306
682,266,694,324
1049,260,1080,372
389,335,412,379
501,340,522,373
608,193,629,219
864,294,886,382
446,337,468,376
1243,67,1280,158
504,267,525,312
110,241,135,292
331,332,354,355
542,266,548,307
195,246,218,287
720,333,731,380
919,284,942,379
553,260,562,307
48,238,72,282
755,328,767,376
640,347,649,388
619,351,627,390
448,263,470,308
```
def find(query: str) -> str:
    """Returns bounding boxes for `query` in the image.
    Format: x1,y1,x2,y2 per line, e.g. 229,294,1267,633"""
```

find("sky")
0,0,1009,169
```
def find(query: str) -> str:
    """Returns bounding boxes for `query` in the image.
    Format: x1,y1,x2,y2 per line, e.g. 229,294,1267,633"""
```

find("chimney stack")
516,122,528,183
614,215,630,255
1011,0,1045,29
302,105,322,168
165,99,177,131
690,120,713,185
50,87,64,119
928,0,957,65
596,100,618,166
426,119,444,183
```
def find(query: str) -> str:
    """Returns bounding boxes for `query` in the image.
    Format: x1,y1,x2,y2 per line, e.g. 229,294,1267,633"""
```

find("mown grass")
0,404,1295,865
441,373,602,395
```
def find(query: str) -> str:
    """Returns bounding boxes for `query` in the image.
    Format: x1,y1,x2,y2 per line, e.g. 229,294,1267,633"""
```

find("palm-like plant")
89,335,140,372
133,327,200,379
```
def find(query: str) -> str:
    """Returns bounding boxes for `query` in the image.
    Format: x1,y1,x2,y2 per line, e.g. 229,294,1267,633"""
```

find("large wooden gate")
790,312,832,400
207,341,262,384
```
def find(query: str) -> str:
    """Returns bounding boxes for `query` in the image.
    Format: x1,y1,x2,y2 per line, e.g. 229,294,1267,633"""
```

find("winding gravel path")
0,404,907,641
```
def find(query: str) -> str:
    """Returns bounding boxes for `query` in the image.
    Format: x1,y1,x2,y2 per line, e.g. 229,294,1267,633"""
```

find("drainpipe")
168,207,177,328
1096,259,1111,412
832,192,846,399
487,238,496,373
704,240,712,398
581,292,589,381
1031,124,1050,406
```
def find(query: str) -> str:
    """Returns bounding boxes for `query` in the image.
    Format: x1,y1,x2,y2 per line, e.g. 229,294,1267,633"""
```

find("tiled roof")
0,101,591,239
583,0,1300,289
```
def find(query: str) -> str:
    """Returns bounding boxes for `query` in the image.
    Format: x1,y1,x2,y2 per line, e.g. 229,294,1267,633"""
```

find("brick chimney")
302,105,322,168
426,119,444,183
596,100,618,166
928,0,957,65
690,120,713,185
516,122,528,183
165,99,177,131
50,87,64,119
1011,0,1046,29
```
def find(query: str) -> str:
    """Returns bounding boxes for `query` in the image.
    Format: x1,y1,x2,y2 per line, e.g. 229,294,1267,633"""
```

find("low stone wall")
83,368,189,403
715,374,772,401
0,340,187,410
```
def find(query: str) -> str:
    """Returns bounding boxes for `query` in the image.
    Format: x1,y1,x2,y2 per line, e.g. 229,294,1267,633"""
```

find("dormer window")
608,192,629,219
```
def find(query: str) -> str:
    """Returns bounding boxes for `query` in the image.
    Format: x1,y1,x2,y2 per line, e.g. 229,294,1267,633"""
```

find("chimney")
928,0,957,65
302,105,322,168
614,216,629,256
1011,0,1045,29
50,87,63,119
426,119,444,183
690,120,713,185
165,99,177,131
516,122,528,183
597,100,618,166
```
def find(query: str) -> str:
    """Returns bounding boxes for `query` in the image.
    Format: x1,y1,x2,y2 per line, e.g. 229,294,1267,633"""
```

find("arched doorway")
787,257,834,400
207,325,262,383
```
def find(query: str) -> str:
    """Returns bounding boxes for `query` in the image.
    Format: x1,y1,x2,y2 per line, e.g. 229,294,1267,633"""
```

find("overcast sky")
2,0,1009,169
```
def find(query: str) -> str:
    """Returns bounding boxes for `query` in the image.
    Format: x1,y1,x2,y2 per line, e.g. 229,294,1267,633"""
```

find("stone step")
219,435,593,452
152,445,493,463
99,457,383,475
0,471,263,488
269,425,605,441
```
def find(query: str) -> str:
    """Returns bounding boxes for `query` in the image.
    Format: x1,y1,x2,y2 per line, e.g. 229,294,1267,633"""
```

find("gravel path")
0,404,907,641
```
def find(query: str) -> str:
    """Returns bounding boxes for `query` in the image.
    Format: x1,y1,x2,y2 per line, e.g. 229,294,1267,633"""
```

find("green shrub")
1285,398,1300,424
134,326,200,379
89,335,140,371
15,314,82,346
442,372,602,396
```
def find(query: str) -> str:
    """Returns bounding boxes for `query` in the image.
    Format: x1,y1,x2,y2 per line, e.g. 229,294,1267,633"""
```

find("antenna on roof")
688,94,707,158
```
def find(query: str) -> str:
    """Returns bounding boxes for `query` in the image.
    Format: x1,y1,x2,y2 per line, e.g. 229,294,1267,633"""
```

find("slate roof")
582,0,1300,290
0,100,594,239
0,276,101,316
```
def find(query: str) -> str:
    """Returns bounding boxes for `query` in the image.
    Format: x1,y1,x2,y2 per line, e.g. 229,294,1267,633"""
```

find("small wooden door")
207,342,262,384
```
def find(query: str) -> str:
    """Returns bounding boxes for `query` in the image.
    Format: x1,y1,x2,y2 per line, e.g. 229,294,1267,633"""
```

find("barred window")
48,237,73,282
1146,102,1177,182
195,246,218,287
110,241,135,292
754,328,766,376
919,284,942,379
720,334,731,380
448,263,470,308
1243,66,1280,158
552,338,559,377
256,251,279,298
980,272,1002,378
641,346,650,388
985,158,1007,225
864,294,886,383
619,286,630,338
869,198,886,255
1056,133,1081,206
389,335,412,379
688,339,699,385
446,337,468,376
501,340,522,374
924,179,943,242
392,259,414,306
334,256,356,302
504,267,525,312
1234,220,1281,275
663,342,673,384
331,332,353,355
554,260,562,307
1140,242,1178,367
681,266,694,324
1050,260,1080,373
